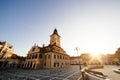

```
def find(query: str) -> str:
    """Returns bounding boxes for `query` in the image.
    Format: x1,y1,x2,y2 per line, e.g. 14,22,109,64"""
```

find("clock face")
51,36,56,42
51,40,55,44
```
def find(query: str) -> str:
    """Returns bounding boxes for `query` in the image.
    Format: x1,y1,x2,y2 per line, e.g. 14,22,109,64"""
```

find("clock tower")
50,29,61,47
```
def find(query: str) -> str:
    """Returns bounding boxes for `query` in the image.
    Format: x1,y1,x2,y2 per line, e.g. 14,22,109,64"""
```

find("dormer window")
32,47,35,51
2,50,6,54
9,45,13,49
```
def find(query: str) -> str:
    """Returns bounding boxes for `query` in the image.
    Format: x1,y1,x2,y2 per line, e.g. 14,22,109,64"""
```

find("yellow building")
0,40,14,58
23,29,70,69
0,40,20,69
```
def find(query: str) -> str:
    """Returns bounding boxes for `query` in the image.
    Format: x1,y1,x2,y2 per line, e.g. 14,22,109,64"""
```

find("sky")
0,0,120,56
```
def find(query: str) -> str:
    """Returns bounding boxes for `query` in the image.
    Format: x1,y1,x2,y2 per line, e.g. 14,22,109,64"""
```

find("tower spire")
50,28,61,47
51,28,60,37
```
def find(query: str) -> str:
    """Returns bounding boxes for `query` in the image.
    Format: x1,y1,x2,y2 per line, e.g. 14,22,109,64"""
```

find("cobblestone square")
0,65,82,80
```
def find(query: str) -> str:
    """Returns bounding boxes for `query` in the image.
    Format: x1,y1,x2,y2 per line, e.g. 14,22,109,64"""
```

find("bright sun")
90,52,100,57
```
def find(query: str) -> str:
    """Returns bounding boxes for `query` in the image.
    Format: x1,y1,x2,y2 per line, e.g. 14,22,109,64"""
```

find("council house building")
23,29,70,69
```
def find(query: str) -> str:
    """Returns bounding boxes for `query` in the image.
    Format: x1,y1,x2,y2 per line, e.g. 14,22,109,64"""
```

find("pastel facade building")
23,29,70,69
0,40,14,59
0,40,20,69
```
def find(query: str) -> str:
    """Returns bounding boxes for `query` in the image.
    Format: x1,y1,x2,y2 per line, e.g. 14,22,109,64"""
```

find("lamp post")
75,47,82,70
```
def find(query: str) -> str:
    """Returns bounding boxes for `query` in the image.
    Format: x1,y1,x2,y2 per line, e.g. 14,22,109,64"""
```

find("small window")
54,55,56,59
2,50,6,54
48,55,51,59
31,54,34,59
39,54,42,58
9,45,12,49
57,55,59,59
57,63,59,67
60,55,62,59
35,54,37,58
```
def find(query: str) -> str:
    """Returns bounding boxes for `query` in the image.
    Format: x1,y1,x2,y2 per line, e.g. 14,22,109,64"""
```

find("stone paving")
0,65,82,80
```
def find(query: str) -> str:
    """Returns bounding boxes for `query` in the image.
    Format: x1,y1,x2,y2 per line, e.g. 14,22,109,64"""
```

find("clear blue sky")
0,0,120,56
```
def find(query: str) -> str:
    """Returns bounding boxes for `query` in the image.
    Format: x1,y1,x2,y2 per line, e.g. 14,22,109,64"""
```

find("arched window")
48,55,51,59
33,63,36,69
57,63,59,67
54,63,56,67
60,55,62,59
54,55,56,59
32,54,34,59
35,54,37,58
39,54,42,58
57,55,59,59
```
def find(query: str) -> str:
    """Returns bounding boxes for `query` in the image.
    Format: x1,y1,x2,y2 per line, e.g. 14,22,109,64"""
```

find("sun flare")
90,52,100,57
